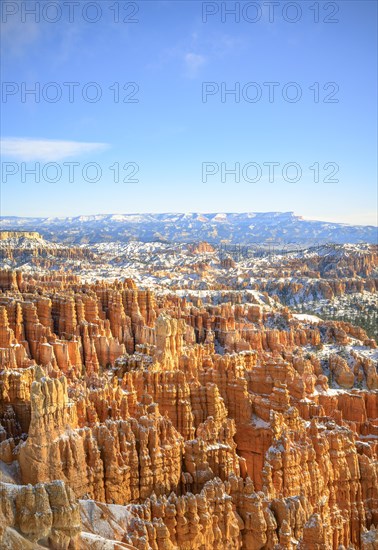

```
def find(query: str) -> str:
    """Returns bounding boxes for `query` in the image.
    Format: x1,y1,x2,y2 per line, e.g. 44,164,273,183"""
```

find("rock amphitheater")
0,268,377,549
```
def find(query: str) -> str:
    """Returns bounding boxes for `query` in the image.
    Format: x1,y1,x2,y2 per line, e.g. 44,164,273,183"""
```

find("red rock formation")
0,269,376,549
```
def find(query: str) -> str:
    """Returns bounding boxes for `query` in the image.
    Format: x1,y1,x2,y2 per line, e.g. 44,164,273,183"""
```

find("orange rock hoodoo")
0,269,377,549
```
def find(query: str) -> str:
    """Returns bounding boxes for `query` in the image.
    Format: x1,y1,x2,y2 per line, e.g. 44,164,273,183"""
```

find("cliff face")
0,269,377,549
0,231,42,240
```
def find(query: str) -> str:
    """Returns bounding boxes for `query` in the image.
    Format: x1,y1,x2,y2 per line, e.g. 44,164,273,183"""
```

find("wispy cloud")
1,138,109,162
184,52,206,77
1,16,41,57
147,28,242,78
1,6,82,63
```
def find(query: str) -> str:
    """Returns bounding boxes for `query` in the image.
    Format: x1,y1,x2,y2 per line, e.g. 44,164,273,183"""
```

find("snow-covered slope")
1,212,377,245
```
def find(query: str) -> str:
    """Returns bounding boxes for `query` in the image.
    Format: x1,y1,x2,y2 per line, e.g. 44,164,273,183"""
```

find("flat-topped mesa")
0,231,42,240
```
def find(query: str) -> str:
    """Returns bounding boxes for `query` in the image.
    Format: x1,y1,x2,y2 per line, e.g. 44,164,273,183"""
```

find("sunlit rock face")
0,268,377,549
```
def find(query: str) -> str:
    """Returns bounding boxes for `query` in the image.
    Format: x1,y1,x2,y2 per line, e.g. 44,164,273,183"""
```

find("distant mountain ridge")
1,212,377,245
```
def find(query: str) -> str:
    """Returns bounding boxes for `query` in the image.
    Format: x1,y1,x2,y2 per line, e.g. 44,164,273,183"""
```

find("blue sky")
1,0,377,224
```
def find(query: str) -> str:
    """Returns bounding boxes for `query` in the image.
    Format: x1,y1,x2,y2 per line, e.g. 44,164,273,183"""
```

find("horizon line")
1,211,378,228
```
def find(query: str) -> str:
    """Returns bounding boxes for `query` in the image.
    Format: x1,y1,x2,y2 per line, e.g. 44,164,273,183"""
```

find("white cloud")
1,138,109,162
184,53,206,77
